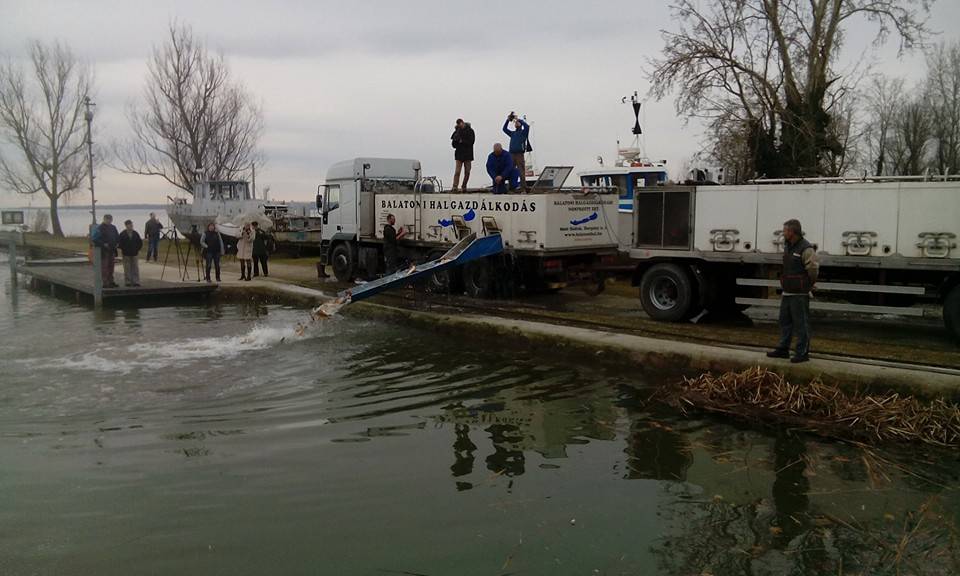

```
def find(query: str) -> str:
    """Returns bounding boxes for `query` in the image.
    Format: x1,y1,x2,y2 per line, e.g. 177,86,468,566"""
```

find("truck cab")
317,157,421,242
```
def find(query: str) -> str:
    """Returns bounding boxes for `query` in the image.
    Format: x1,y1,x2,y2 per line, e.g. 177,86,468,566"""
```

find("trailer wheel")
944,285,960,343
463,259,493,298
330,243,355,283
639,263,695,322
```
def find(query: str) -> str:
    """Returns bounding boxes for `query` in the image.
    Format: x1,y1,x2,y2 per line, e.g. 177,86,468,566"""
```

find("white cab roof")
326,157,422,181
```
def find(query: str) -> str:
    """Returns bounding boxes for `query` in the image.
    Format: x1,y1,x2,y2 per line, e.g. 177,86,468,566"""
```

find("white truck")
620,177,960,340
316,157,620,296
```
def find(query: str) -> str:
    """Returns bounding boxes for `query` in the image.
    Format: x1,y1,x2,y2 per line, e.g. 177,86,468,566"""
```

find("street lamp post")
84,96,96,227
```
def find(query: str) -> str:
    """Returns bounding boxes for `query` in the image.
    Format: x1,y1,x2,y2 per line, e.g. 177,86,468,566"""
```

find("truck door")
321,184,341,240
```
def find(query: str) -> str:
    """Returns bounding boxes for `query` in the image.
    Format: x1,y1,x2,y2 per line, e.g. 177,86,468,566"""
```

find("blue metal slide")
339,233,503,304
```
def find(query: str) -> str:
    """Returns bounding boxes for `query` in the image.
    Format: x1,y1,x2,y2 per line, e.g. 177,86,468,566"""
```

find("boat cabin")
193,180,253,202
579,152,668,213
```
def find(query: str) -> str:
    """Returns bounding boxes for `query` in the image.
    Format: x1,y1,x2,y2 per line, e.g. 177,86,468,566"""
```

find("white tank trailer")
622,178,960,339
317,158,620,296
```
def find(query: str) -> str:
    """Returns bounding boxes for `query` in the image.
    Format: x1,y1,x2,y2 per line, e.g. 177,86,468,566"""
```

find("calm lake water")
1,271,959,575
12,206,168,237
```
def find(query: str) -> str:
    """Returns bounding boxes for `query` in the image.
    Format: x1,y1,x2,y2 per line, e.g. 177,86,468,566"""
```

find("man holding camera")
451,119,475,191
502,112,530,189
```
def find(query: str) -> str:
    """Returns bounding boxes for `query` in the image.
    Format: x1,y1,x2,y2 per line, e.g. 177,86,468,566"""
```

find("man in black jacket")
767,219,820,363
92,214,120,288
117,219,143,287
251,221,271,277
451,119,475,191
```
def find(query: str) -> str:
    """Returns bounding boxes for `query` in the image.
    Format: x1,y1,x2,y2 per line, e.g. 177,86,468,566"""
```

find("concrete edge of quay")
343,300,960,402
203,281,960,401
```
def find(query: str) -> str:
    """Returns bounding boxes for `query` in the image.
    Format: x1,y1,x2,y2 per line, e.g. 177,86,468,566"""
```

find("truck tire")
463,259,493,298
425,250,462,294
639,263,695,322
944,285,960,343
331,243,355,283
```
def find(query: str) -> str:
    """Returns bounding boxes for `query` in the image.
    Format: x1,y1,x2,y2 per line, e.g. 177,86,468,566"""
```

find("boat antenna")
622,91,642,135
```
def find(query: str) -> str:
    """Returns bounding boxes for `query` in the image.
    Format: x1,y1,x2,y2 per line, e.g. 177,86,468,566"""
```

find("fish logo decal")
570,212,599,226
439,208,476,228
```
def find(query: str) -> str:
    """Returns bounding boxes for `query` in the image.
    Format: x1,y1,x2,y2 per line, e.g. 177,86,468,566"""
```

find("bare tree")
0,41,92,237
890,97,931,175
925,42,960,175
861,74,905,176
649,0,930,179
116,22,263,194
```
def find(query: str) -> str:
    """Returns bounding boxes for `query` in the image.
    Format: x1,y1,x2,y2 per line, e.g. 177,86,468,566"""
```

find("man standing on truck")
451,119,475,191
383,213,406,274
502,113,530,189
768,219,819,364
486,143,519,194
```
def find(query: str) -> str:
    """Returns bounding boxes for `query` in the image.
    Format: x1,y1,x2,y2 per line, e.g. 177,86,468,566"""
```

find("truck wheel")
330,243,355,283
425,250,462,294
944,285,960,343
639,263,695,322
463,259,493,298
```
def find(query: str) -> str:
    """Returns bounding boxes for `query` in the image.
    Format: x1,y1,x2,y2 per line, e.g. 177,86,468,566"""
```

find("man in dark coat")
451,118,475,191
486,143,519,194
91,214,120,288
251,221,271,277
117,219,143,287
143,212,163,261
382,213,406,274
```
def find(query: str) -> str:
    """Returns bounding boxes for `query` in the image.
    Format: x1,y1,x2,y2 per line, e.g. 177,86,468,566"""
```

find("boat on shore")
167,174,313,247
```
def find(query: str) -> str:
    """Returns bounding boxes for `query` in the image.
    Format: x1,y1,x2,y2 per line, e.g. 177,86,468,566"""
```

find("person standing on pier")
200,222,225,283
144,213,163,262
382,213,406,274
502,113,530,189
117,220,143,287
92,214,120,288
767,219,819,364
451,119,475,191
236,223,254,281
251,221,272,277
486,143,519,194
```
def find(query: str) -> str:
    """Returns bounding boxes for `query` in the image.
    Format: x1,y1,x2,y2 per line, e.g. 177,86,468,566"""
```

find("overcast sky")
1,0,958,207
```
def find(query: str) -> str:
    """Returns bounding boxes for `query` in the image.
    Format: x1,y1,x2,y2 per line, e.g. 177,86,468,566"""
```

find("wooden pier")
17,259,217,305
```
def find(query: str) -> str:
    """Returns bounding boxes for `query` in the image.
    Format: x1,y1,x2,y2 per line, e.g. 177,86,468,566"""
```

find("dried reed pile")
668,367,960,447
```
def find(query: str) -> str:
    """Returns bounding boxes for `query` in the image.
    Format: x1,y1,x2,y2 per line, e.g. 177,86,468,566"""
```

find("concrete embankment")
344,301,960,401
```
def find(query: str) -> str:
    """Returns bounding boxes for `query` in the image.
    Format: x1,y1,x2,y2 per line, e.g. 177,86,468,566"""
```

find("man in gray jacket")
768,219,819,363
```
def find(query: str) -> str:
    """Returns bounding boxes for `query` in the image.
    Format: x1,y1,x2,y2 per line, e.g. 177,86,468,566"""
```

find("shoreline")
6,232,959,401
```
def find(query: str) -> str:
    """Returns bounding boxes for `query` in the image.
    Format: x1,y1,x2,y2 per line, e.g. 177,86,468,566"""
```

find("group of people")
450,112,531,194
91,213,273,286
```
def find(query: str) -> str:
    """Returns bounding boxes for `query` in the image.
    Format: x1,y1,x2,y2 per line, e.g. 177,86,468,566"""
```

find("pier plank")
18,262,217,301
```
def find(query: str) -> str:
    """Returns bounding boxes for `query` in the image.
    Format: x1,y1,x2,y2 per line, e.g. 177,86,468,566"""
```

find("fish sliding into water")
291,292,353,337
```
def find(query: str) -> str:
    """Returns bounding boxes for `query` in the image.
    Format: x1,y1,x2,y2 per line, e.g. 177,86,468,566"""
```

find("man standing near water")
767,219,819,363
117,220,143,287
200,222,224,283
451,118,475,191
91,214,120,288
144,213,163,262
251,221,271,277
383,213,406,274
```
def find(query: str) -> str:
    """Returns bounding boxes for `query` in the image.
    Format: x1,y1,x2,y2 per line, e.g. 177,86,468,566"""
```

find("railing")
749,174,960,184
